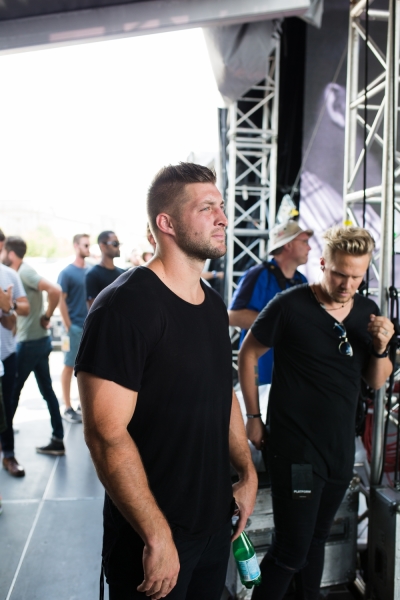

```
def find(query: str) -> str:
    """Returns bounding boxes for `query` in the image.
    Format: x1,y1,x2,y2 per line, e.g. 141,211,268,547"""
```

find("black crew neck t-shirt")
85,264,125,301
251,284,379,484
75,266,233,541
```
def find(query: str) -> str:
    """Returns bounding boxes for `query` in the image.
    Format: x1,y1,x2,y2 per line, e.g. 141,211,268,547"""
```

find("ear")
155,213,175,237
324,83,345,129
320,257,326,270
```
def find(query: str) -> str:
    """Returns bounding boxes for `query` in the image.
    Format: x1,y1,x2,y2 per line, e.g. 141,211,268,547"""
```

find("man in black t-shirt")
76,163,258,600
86,230,125,308
238,226,394,600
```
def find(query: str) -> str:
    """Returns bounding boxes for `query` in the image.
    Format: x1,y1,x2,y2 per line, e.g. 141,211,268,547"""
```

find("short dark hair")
5,236,27,259
97,230,115,245
0,229,5,243
147,162,216,235
73,233,90,245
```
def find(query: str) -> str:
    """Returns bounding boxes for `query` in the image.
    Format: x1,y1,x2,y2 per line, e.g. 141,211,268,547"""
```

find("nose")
341,280,351,290
216,207,228,228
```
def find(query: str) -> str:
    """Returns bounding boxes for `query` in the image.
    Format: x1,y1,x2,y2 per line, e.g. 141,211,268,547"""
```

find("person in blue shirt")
58,233,91,423
228,220,313,387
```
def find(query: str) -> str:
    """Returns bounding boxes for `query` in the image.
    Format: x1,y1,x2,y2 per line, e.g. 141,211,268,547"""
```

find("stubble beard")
174,225,227,261
322,283,353,305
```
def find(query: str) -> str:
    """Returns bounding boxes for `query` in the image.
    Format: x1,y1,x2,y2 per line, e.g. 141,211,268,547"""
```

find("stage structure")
344,0,400,483
343,0,400,314
344,1,400,598
223,40,280,371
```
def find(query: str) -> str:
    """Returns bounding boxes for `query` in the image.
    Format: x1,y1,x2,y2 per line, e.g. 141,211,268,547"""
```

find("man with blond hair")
239,226,394,600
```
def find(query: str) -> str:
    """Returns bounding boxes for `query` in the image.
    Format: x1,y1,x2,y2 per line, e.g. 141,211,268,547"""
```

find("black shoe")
63,407,82,423
36,438,65,456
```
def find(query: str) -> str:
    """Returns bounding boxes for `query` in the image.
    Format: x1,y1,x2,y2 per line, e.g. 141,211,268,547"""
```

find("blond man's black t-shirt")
251,284,379,484
75,267,233,578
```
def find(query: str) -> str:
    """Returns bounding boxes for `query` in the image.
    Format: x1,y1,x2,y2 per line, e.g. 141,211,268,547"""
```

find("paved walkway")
0,351,108,600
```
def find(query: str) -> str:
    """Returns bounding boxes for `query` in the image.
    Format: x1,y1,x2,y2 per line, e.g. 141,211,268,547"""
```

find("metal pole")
269,39,280,229
378,0,399,315
370,388,386,485
343,4,360,223
225,105,237,307
370,0,400,484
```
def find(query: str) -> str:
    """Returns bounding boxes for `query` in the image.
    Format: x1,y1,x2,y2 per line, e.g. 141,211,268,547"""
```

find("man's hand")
367,315,395,353
246,418,265,451
137,530,180,599
232,474,258,541
0,285,13,312
40,315,51,330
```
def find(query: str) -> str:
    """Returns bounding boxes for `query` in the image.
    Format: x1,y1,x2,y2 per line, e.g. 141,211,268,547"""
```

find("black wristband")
42,315,50,321
371,347,389,358
246,413,262,419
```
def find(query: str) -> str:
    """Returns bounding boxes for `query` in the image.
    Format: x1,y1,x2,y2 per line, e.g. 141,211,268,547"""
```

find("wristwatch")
2,309,16,317
371,346,389,358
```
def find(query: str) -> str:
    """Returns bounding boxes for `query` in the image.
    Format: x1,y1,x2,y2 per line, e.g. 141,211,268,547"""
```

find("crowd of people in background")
0,222,223,500
0,228,155,489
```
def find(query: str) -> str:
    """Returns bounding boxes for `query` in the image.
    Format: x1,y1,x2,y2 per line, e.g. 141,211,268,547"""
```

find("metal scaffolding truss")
343,0,400,489
343,0,400,314
223,39,280,372
225,39,280,310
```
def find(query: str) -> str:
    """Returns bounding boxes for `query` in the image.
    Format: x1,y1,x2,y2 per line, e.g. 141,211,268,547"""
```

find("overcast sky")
0,28,222,250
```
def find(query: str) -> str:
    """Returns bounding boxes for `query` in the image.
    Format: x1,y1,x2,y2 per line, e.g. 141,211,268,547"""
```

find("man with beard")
239,226,394,600
76,163,258,600
85,230,124,308
57,233,91,423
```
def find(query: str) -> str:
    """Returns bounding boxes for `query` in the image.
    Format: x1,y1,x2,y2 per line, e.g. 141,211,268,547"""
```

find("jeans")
0,352,17,457
252,454,348,600
12,336,64,440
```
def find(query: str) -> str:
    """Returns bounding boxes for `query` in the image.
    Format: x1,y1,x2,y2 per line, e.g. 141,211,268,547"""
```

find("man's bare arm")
238,331,271,450
77,372,179,599
58,293,71,332
229,390,258,541
38,279,61,328
228,309,259,329
1,294,29,331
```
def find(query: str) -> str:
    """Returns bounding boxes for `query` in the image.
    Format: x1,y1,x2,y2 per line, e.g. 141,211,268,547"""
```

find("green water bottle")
232,526,262,589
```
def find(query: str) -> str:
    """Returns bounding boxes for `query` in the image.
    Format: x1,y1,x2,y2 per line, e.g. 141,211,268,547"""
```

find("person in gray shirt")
1,236,64,456
0,229,30,477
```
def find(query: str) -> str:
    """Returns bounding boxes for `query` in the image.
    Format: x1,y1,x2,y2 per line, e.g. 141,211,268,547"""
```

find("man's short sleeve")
230,266,268,311
20,264,41,291
12,271,26,300
57,269,70,295
85,269,99,301
75,306,147,392
251,294,285,349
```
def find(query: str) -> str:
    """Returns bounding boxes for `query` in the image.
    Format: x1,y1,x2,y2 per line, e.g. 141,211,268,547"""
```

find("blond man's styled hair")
322,226,375,261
